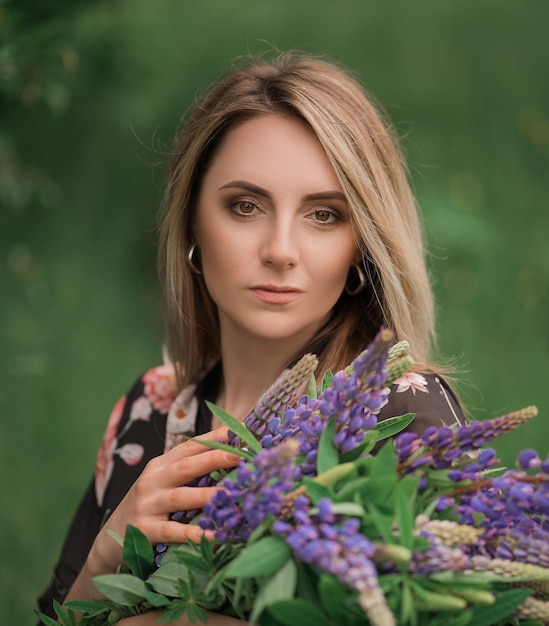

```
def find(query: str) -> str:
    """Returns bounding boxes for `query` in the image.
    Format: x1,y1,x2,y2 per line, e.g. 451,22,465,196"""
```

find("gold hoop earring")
187,244,202,275
345,263,366,296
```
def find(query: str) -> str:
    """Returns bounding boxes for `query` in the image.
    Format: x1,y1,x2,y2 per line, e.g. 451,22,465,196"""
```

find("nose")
259,213,299,270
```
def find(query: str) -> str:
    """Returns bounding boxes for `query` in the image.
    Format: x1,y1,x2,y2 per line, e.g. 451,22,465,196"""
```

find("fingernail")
204,530,216,540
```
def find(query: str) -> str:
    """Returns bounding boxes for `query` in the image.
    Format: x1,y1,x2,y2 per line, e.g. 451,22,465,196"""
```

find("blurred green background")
1,0,548,622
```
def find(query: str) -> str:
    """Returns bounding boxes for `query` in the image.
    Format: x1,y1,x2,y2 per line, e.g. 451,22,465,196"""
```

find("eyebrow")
218,180,347,204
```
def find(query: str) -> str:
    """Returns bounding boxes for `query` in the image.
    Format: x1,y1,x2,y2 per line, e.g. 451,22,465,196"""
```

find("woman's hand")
117,609,247,625
94,427,238,572
65,427,239,602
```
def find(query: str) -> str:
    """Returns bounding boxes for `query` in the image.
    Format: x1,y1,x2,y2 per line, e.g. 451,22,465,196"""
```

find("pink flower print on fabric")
394,372,429,395
95,394,126,507
115,443,144,466
129,396,153,422
115,396,152,442
142,364,176,413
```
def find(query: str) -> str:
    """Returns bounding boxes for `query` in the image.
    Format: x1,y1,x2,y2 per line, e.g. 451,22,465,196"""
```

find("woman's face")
195,113,359,348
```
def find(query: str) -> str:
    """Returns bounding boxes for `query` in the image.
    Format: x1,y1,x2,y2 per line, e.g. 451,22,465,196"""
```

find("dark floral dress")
37,365,464,621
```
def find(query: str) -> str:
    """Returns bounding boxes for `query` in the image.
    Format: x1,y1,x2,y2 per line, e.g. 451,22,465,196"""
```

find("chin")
245,322,321,346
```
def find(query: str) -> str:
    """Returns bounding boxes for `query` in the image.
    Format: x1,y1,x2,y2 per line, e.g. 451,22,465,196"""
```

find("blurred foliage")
1,0,548,623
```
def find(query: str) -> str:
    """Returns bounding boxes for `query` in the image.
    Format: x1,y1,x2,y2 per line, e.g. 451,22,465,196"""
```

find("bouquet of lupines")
39,328,549,626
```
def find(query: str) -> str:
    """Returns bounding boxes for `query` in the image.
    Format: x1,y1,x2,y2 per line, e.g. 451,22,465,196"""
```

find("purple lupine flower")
518,449,542,470
200,440,299,542
435,497,455,512
477,448,498,468
443,460,549,561
396,407,538,475
410,539,471,575
274,497,395,626
234,353,318,445
262,327,395,476
394,432,422,461
495,531,549,568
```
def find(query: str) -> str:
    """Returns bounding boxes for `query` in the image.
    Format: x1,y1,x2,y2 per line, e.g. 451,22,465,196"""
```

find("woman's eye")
314,209,338,224
230,200,259,215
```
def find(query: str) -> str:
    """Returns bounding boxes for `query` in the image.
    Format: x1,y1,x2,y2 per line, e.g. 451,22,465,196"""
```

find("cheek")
308,243,355,290
200,227,251,275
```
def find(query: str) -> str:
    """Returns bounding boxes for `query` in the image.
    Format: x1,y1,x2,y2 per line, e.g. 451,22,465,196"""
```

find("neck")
214,334,304,422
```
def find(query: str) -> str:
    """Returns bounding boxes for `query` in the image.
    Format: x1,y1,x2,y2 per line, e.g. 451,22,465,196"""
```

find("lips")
250,284,302,305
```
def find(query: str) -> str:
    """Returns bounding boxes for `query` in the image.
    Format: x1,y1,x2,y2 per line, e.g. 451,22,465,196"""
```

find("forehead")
200,113,343,193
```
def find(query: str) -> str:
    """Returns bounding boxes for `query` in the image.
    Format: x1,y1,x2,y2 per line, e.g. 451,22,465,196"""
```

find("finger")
162,447,241,487
165,486,219,513
167,427,231,459
153,518,216,545
141,426,231,473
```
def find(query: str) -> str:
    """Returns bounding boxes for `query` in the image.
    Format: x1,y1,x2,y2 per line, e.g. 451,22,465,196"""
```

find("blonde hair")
159,52,436,389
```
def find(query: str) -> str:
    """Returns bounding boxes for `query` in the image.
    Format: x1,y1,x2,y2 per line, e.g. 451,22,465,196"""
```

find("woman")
37,52,464,624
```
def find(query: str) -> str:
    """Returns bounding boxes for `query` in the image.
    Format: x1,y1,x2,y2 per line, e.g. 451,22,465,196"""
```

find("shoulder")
101,365,178,438
95,365,178,506
379,372,465,435
122,364,178,422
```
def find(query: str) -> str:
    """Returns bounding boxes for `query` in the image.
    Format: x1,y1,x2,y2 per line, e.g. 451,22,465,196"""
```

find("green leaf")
205,401,262,453
122,524,155,579
321,370,333,391
147,561,189,596
316,416,338,475
145,588,171,607
105,529,124,548
63,599,112,614
311,501,365,517
429,571,509,586
157,599,189,623
467,588,532,626
394,477,418,550
400,579,416,626
53,598,75,625
442,586,495,605
247,515,275,544
199,533,215,565
223,535,291,578
268,599,331,626
301,477,333,504
174,550,211,576
92,573,148,606
189,438,254,460
295,561,320,605
338,475,396,508
318,575,352,624
313,462,355,488
308,373,318,399
250,558,298,623
370,440,396,477
257,611,285,626
35,612,63,626
410,579,467,611
366,503,394,543
375,413,415,440
424,609,474,626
